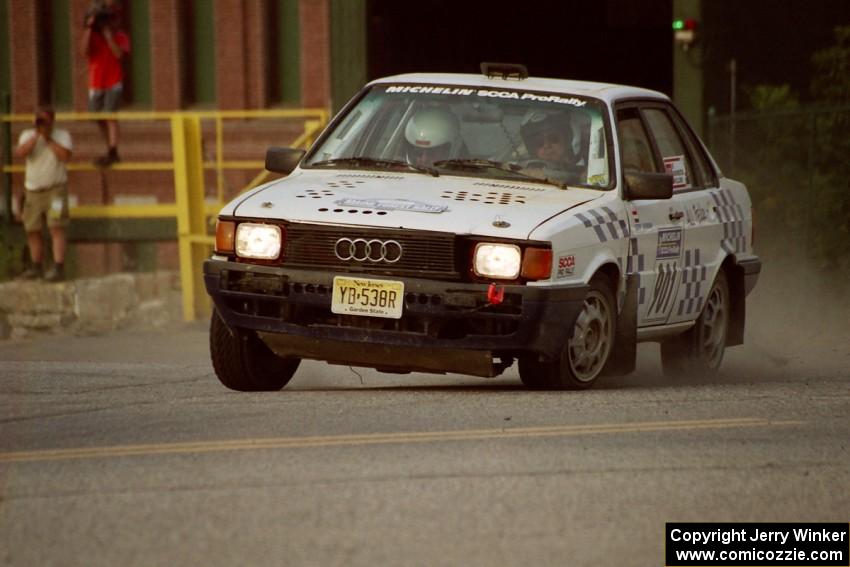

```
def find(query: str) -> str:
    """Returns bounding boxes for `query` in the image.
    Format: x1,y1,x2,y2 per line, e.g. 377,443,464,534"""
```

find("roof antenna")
480,62,528,80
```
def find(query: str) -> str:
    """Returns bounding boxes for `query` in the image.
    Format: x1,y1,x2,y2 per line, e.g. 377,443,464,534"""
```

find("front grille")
284,224,459,279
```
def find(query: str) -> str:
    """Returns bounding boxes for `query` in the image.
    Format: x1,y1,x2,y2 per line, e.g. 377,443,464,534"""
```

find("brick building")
0,1,361,277
3,0,337,113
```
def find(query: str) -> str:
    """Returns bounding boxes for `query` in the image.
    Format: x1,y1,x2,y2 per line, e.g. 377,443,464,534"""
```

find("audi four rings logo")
334,238,403,263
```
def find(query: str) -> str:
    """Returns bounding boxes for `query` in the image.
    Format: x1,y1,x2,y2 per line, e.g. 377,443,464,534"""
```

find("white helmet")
404,108,459,161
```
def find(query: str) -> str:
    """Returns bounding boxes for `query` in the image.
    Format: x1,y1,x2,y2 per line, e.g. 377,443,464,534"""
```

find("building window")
184,0,216,105
125,0,151,107
0,1,10,105
42,0,73,108
268,0,300,105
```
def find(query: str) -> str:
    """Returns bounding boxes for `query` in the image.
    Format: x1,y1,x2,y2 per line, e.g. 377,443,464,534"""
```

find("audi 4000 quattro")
205,63,761,391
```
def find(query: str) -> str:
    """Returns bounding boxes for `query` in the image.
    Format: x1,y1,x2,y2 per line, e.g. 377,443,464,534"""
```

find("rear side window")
616,107,659,174
642,108,698,192
668,109,716,187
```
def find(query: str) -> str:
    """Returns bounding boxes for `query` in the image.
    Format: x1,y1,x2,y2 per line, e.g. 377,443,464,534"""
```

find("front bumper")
204,259,589,377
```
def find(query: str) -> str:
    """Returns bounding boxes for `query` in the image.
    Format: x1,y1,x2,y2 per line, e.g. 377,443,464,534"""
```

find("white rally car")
205,63,761,391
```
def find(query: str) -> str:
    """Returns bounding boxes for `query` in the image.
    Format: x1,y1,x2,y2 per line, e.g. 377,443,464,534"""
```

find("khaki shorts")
22,184,70,232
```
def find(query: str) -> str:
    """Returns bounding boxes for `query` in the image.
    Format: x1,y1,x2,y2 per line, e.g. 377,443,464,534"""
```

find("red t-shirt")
87,30,130,90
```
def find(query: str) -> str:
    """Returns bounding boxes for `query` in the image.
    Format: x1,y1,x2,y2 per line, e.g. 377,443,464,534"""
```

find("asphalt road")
1,317,848,567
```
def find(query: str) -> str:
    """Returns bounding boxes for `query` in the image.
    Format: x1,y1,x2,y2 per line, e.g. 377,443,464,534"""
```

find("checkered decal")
624,237,648,305
576,207,629,243
711,189,747,254
676,248,708,317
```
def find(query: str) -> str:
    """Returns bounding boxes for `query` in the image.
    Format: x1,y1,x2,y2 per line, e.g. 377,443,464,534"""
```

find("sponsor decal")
663,155,690,191
685,203,708,225
556,254,576,278
385,85,476,96
383,85,587,108
645,261,678,323
656,228,683,259
334,198,448,214
692,204,708,222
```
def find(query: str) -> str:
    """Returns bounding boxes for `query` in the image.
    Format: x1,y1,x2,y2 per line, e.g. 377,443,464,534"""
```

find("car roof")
369,72,670,104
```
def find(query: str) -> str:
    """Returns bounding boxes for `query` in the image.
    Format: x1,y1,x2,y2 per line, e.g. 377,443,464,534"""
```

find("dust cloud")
724,251,850,382
613,247,850,389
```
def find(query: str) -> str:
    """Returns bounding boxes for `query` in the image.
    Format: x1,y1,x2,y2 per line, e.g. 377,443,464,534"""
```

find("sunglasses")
528,131,566,148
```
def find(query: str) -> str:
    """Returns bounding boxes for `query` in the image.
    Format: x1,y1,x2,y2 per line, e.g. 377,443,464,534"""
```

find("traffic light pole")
672,0,704,137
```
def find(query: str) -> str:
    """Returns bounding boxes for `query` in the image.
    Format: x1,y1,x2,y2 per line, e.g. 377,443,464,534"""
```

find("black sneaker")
19,264,43,280
44,264,65,282
94,148,120,167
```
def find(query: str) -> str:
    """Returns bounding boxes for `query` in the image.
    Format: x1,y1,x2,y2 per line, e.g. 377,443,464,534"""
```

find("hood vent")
440,190,527,205
296,188,336,199
316,207,388,216
325,179,362,190
473,182,545,192
337,173,404,180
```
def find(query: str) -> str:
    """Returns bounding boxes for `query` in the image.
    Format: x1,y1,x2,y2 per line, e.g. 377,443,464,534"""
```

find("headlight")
235,223,282,260
473,243,521,279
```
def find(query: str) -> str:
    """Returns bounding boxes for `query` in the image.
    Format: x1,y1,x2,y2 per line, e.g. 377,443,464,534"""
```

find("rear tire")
210,308,300,391
661,268,729,377
519,274,617,390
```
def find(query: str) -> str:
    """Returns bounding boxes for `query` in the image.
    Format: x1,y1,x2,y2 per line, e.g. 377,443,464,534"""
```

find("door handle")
669,211,684,221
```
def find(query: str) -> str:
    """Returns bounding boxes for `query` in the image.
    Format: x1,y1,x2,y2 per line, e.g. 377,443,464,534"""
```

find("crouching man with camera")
14,108,73,282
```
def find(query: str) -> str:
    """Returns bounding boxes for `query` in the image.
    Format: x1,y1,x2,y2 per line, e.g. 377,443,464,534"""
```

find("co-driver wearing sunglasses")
519,112,577,181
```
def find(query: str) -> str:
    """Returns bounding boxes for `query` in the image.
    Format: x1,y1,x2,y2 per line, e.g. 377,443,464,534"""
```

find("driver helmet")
520,111,575,162
404,108,459,166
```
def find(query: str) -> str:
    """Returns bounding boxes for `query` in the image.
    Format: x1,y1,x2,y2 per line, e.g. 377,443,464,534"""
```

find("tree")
809,26,850,272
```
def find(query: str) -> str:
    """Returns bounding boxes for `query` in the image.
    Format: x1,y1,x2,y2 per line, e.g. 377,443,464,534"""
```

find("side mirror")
265,147,306,175
624,171,673,200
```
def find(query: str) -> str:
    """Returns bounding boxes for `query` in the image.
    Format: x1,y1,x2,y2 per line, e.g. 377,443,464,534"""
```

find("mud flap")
726,262,746,347
603,273,637,376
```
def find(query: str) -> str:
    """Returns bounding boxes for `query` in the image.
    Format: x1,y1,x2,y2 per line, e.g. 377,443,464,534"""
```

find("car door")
640,104,721,326
616,104,685,327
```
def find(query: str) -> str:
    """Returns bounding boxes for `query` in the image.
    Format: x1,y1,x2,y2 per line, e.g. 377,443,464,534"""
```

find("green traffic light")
672,19,685,31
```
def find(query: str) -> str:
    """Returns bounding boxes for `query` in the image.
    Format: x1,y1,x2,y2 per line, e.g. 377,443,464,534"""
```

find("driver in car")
519,111,579,180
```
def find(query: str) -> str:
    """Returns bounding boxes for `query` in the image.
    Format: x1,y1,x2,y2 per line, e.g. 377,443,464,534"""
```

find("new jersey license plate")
331,276,404,319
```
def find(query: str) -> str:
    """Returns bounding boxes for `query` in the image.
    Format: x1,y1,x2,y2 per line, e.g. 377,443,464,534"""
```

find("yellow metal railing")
1,108,330,321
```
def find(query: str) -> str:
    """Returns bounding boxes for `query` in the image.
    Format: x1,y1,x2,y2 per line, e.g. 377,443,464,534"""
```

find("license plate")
331,276,405,319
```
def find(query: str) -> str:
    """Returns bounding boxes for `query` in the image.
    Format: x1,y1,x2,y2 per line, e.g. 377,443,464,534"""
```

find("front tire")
210,309,300,391
661,268,730,376
519,274,617,390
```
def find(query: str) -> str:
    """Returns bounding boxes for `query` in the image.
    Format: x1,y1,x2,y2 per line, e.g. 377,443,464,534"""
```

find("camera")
85,4,114,30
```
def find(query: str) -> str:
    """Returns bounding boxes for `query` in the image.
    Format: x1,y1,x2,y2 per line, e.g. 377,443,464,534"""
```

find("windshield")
303,83,612,189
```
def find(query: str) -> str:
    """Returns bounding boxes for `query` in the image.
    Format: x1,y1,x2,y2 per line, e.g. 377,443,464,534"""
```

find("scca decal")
557,255,575,278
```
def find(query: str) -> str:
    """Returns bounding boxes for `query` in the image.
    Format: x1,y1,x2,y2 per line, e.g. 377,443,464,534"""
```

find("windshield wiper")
310,157,439,177
432,159,567,189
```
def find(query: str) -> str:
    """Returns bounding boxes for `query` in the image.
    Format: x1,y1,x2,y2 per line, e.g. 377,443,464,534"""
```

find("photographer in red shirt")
81,0,129,167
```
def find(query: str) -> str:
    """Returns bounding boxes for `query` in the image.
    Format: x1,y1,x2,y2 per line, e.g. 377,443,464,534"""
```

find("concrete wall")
0,271,182,340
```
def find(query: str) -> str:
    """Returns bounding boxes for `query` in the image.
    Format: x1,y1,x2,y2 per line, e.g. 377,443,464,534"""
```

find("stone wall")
0,272,183,341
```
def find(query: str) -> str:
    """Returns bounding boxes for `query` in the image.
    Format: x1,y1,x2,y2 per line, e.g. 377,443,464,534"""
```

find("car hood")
230,169,604,239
